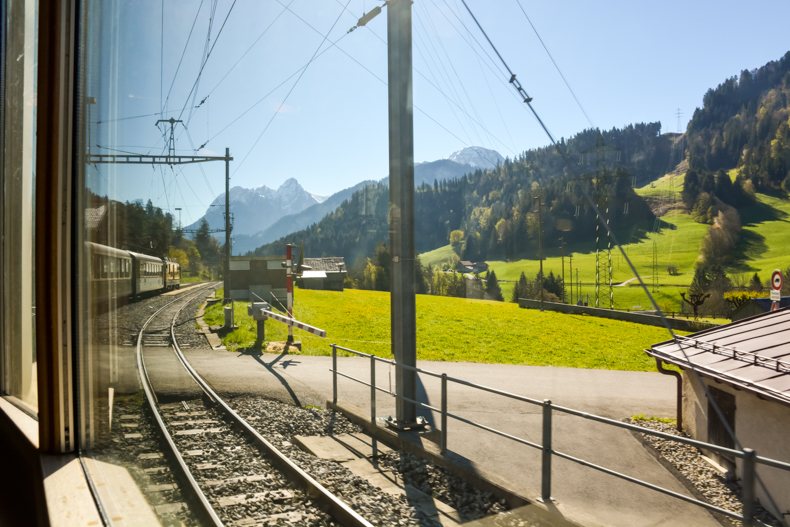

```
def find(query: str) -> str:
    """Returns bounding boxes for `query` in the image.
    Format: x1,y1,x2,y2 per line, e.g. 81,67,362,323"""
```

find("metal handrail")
330,344,790,526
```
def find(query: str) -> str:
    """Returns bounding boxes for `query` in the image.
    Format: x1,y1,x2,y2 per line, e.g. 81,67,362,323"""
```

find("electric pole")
535,193,544,311
387,0,418,428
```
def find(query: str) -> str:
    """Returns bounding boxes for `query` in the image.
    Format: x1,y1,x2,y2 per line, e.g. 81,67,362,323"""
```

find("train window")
1,0,38,411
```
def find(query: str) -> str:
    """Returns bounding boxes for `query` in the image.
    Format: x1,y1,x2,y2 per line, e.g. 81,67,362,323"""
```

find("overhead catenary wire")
195,0,296,110
231,0,353,177
458,0,558,146
278,0,474,149
174,0,237,127
330,0,517,157
162,0,206,118
513,0,594,128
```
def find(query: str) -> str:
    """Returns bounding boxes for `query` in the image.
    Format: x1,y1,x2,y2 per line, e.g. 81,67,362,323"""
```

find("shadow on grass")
728,230,767,273
739,196,788,225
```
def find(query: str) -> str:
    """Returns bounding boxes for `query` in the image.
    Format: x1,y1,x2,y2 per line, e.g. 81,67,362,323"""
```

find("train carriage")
86,241,133,302
165,258,181,290
129,251,166,297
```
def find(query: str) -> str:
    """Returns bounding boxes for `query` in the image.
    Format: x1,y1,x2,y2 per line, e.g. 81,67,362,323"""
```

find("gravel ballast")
628,418,782,527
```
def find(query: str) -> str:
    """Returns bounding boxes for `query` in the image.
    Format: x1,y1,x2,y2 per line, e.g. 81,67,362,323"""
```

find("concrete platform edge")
327,401,583,527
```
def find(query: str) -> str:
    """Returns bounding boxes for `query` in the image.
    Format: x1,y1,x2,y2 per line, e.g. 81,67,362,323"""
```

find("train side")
87,242,180,301
86,241,134,301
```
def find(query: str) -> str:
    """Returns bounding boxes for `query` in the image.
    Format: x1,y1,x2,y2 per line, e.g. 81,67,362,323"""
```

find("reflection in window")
1,0,38,411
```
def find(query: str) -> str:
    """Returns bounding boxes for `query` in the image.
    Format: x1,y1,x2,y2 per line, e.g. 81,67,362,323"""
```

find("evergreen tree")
485,270,503,301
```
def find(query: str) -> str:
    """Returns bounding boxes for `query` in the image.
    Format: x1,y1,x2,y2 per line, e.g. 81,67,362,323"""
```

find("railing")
330,344,790,526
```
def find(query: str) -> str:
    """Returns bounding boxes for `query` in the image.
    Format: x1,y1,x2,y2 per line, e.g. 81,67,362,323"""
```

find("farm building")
297,257,347,291
646,308,790,520
456,260,488,274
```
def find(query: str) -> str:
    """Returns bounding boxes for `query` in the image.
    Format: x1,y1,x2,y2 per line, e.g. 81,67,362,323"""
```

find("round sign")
772,269,783,291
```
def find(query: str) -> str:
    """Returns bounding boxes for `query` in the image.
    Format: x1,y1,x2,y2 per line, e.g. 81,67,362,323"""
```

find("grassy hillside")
424,190,790,313
736,192,790,277
205,288,680,372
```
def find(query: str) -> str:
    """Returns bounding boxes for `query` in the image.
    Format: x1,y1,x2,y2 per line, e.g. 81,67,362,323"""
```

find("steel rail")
169,306,373,527
136,283,224,527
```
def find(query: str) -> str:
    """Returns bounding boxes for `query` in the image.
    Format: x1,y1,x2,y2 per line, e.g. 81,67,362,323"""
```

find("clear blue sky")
88,0,790,226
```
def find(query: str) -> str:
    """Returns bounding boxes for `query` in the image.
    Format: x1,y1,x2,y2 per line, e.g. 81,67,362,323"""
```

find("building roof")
301,270,327,279
303,257,346,273
646,308,790,406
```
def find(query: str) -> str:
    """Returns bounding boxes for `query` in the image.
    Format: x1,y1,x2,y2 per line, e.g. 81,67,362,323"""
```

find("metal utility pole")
387,0,418,428
535,194,544,311
224,147,232,303
568,255,573,304
155,117,183,161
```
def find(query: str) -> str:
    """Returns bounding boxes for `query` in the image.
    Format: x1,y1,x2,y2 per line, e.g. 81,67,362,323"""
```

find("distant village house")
297,257,347,291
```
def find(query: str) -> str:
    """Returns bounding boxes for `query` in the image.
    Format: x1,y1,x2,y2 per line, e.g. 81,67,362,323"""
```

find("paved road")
184,346,722,527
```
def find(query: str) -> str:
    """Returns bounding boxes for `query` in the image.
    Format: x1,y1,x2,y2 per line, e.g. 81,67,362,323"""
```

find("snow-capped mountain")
191,146,503,254
448,146,504,169
185,178,320,239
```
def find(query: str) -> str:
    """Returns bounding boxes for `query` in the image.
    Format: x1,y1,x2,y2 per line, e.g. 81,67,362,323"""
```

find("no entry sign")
772,270,783,291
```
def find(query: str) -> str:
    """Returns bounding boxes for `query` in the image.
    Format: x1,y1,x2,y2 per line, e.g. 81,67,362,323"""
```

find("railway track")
136,284,373,527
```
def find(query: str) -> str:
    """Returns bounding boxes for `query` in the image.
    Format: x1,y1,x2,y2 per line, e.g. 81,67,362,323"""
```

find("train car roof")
128,251,164,264
85,241,132,259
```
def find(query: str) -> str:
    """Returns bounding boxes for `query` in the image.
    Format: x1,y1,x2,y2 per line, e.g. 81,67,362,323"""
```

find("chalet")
455,260,488,274
646,308,790,520
297,257,347,291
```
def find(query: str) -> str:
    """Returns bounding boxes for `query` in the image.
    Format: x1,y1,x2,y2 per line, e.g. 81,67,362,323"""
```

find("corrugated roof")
303,257,346,272
646,308,790,406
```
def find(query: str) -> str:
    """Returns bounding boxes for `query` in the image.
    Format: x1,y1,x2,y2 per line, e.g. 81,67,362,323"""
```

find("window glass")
1,0,38,411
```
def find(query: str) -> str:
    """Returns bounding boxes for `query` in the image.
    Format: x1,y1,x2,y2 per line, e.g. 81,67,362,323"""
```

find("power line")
335,0,516,156
513,0,594,128
174,0,237,126
458,0,558,146
232,0,353,177
162,0,206,116
196,0,296,109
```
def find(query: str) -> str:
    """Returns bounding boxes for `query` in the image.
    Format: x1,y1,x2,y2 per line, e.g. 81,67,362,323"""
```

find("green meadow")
204,287,679,372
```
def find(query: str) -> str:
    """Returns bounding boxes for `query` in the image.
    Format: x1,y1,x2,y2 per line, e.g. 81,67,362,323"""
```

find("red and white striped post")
286,243,294,343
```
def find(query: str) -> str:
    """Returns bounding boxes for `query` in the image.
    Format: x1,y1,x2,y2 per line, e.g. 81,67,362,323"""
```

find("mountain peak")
278,177,303,192
448,146,503,169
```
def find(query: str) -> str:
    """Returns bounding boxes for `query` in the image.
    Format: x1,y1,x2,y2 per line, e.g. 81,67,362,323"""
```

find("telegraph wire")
458,0,558,147
186,0,220,125
232,0,353,177
513,0,594,128
162,0,206,117
175,0,237,126
196,0,296,109
414,12,475,145
274,0,473,148
330,0,516,156
439,0,510,82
